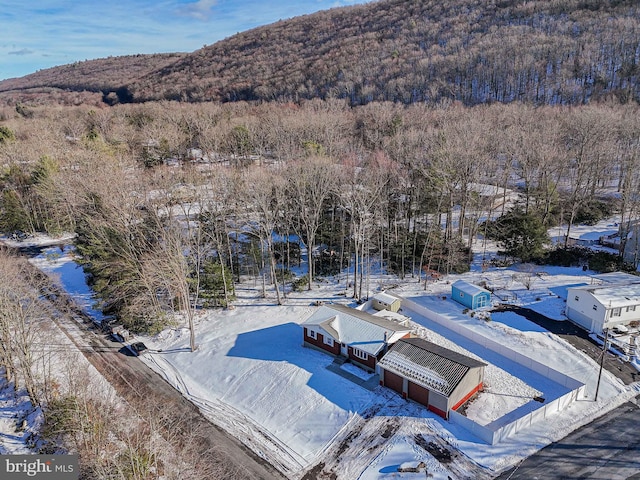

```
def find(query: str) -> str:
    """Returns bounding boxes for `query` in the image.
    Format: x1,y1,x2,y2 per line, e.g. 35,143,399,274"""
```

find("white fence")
400,296,586,445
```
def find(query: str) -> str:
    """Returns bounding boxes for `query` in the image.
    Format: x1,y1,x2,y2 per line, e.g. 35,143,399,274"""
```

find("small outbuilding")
372,292,402,313
377,338,487,419
451,280,491,309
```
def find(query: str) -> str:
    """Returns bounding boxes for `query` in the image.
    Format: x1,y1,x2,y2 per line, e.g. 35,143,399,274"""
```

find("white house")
566,282,640,334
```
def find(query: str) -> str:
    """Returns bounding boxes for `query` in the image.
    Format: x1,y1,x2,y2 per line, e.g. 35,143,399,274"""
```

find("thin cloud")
177,0,218,21
8,48,34,56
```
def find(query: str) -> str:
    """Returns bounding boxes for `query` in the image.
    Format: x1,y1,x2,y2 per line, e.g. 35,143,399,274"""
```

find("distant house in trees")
451,280,491,309
372,292,402,313
377,338,487,419
463,183,519,211
598,222,640,267
302,304,412,372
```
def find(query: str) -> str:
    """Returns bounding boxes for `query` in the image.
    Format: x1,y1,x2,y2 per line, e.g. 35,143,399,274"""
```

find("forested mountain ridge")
0,53,186,106
1,0,639,106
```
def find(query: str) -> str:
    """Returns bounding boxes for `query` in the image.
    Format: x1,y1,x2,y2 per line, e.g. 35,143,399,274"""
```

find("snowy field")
4,219,640,479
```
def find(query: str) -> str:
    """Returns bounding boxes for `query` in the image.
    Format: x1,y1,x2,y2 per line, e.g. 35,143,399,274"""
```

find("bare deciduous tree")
287,156,336,289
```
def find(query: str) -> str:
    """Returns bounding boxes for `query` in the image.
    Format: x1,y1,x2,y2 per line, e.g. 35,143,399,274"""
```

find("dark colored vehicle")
129,342,148,356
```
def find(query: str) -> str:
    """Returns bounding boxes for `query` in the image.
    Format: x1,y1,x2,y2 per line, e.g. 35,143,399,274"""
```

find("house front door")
341,343,348,357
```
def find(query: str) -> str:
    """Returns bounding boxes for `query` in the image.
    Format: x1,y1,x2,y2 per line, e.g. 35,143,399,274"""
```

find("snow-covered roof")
452,280,491,297
569,282,640,309
372,309,411,326
302,304,412,356
590,272,640,285
378,338,486,397
372,291,400,305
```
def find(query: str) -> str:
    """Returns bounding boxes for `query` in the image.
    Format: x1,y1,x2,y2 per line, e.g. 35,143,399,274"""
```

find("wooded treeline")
1,99,639,332
2,0,639,107
0,248,247,479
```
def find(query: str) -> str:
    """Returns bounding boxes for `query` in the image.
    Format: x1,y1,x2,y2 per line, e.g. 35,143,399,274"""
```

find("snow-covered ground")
130,267,636,479
0,379,41,455
5,222,640,479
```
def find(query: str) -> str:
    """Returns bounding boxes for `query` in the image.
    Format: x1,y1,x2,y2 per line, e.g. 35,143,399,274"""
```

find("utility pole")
594,328,609,402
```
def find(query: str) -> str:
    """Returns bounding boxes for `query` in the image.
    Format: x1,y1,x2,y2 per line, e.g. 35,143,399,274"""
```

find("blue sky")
1,0,370,81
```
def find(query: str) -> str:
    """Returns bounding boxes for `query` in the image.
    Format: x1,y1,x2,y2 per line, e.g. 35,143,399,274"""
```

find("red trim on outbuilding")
452,382,483,411
428,405,448,419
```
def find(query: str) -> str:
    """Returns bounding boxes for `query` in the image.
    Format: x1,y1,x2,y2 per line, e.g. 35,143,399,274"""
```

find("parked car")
128,342,148,356
110,324,131,342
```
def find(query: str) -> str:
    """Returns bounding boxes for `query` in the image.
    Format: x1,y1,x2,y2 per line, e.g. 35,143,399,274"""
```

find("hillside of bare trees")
1,99,639,332
1,0,639,106
0,54,186,106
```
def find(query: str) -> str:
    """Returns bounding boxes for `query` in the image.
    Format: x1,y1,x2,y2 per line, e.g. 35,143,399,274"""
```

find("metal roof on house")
568,282,640,309
378,338,486,397
452,280,491,297
302,304,412,356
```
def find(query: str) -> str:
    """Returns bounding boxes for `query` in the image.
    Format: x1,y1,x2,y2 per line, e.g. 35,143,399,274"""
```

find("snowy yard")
6,223,640,480
133,268,636,479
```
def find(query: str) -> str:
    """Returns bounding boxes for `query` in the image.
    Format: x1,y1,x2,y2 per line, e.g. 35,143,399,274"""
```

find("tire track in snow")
141,354,307,475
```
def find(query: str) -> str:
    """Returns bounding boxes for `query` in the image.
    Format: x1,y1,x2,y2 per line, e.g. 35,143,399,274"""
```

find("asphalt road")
497,396,640,480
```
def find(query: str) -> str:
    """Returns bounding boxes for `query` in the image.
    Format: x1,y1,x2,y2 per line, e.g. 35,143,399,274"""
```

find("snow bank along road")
24,255,286,480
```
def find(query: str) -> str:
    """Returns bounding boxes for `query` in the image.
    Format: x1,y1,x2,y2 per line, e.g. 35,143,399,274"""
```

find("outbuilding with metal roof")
377,338,487,418
372,291,402,313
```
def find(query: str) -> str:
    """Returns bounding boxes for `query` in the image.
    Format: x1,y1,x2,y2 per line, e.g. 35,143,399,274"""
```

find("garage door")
382,369,403,394
408,381,430,407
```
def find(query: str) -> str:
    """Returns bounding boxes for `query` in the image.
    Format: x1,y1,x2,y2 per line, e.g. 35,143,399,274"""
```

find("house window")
307,329,317,340
611,308,621,317
323,336,334,347
352,348,368,361
627,305,637,312
593,305,598,311
574,296,579,302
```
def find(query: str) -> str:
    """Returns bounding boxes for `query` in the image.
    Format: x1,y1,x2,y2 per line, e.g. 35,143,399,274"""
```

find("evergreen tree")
0,190,30,233
196,259,235,307
487,208,549,262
